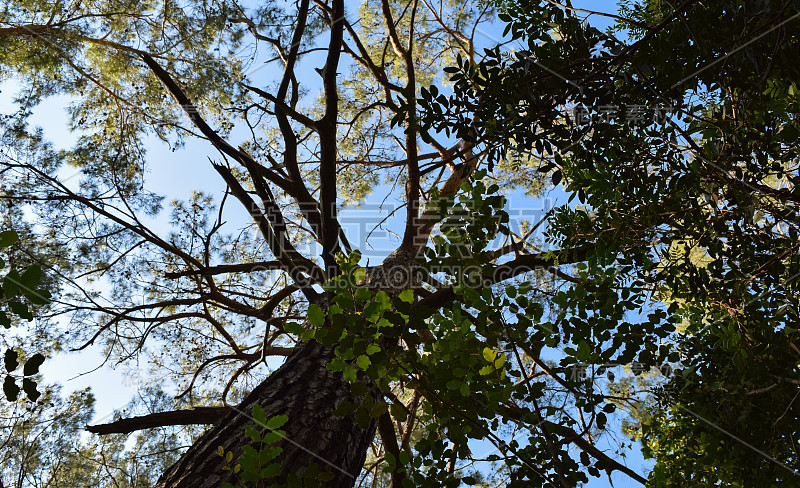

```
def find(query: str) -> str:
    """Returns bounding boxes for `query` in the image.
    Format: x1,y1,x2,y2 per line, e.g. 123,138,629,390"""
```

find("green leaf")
315,329,337,347
333,401,357,417
3,270,22,298
8,301,32,320
354,405,369,428
252,404,267,426
4,349,18,372
390,402,408,422
22,353,45,376
22,378,40,402
333,292,354,310
369,401,389,418
242,443,258,459
259,462,281,478
245,424,262,442
356,354,371,370
0,230,18,248
307,304,325,327
350,382,369,397
260,446,283,463
398,450,410,466
354,287,371,304
19,265,41,290
3,375,19,401
401,478,415,488
262,431,284,444
266,414,289,430
343,365,357,383
576,340,591,359
287,474,302,488
375,318,394,330
24,288,51,305
375,291,391,310
240,471,258,482
284,322,305,335
348,249,362,265
353,267,366,282
0,312,8,329
398,289,414,304
362,302,380,322
482,347,497,362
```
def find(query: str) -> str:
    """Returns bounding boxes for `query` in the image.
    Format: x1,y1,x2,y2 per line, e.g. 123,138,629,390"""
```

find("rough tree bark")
154,339,379,488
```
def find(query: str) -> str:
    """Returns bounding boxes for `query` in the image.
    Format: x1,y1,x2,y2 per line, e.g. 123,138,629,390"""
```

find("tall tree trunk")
154,339,379,488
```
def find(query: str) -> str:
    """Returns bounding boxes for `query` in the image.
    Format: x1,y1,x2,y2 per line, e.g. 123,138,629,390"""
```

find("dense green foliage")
418,0,800,485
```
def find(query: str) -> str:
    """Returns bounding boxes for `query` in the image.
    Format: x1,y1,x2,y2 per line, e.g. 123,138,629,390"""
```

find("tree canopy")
418,0,800,485
0,0,799,487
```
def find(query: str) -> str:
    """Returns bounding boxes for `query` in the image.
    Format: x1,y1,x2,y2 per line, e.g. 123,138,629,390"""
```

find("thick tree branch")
318,0,346,278
164,261,283,279
211,162,323,298
242,84,316,129
380,0,409,60
137,50,323,248
139,50,333,271
86,407,230,435
277,0,310,101
138,53,287,185
390,0,422,254
377,412,407,488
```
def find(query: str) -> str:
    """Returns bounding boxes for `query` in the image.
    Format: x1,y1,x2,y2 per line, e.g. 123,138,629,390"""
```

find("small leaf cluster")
289,251,413,389
422,0,800,483
424,170,510,275
220,407,333,487
1,230,49,402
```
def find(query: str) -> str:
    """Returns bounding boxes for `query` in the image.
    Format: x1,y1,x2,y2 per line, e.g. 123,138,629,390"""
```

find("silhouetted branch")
86,406,230,435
